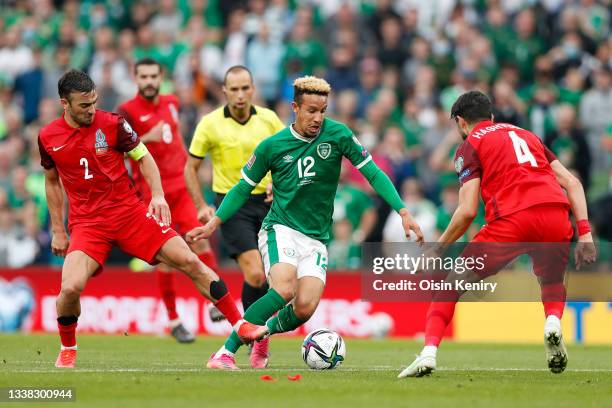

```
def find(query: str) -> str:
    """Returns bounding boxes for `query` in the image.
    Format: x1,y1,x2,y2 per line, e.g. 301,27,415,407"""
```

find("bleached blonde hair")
293,76,331,103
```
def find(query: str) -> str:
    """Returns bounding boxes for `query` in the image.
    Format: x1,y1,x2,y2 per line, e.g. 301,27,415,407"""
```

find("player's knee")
293,297,317,321
59,281,84,300
244,268,266,287
273,284,295,302
182,252,203,275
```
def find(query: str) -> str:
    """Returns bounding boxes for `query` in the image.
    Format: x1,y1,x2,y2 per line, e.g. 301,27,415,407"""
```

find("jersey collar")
290,123,317,143
469,120,495,138
224,105,257,125
136,92,159,107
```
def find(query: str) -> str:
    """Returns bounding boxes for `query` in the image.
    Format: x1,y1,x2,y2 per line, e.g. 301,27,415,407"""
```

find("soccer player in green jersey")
188,76,424,370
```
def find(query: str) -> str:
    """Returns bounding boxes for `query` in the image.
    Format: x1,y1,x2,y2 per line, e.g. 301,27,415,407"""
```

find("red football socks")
424,301,457,347
541,282,566,319
214,293,242,326
157,270,179,321
58,321,77,348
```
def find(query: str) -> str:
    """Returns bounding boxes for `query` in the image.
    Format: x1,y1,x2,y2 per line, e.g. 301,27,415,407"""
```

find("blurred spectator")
504,9,544,84
151,0,184,36
334,165,377,245
520,56,559,138
383,178,437,242
328,219,361,270
333,90,359,131
580,66,612,171
247,23,285,106
545,104,592,190
492,79,526,126
13,48,43,124
355,57,381,118
281,8,327,78
377,16,407,70
378,125,417,188
221,9,248,73
326,45,359,93
0,25,33,82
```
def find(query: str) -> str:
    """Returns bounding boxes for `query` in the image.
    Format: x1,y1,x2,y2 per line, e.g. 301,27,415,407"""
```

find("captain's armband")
127,142,149,161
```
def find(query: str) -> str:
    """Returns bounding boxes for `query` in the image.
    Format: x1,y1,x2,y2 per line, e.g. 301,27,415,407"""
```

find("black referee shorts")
214,193,270,259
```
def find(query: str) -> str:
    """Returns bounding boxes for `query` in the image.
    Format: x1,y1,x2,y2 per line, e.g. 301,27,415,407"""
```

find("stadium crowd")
0,0,610,268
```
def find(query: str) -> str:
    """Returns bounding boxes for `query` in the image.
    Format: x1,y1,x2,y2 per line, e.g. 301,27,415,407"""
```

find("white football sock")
545,315,561,332
61,345,78,351
214,346,234,359
421,345,438,357
168,318,181,329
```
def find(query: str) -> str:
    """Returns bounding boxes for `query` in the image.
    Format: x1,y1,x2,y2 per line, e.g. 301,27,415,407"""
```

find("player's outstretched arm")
358,160,424,243
137,152,171,227
44,167,69,257
187,179,255,242
184,156,215,223
550,159,597,268
437,178,480,249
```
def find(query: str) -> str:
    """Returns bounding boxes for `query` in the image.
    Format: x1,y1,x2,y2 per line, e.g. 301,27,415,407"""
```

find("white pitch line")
7,367,612,373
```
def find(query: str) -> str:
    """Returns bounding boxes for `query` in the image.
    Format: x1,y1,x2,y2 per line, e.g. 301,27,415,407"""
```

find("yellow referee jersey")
189,105,285,194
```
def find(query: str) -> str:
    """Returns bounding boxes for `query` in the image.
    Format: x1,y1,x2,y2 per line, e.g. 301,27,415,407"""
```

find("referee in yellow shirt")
185,66,284,333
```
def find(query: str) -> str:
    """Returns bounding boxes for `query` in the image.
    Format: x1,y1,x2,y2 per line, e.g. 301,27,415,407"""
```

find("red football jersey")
454,120,569,223
38,110,142,227
117,93,187,196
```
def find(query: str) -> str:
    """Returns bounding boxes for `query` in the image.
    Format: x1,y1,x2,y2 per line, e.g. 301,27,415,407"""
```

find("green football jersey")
241,118,372,244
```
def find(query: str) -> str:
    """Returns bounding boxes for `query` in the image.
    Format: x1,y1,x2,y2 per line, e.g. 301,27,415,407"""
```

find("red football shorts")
461,203,573,282
140,186,201,235
67,202,179,275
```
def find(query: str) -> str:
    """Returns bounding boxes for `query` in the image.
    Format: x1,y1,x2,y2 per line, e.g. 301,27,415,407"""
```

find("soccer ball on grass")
301,328,346,369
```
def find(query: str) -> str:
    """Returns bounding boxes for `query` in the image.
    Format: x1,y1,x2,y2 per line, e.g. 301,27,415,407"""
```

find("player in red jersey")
117,58,218,344
40,70,267,368
399,91,597,378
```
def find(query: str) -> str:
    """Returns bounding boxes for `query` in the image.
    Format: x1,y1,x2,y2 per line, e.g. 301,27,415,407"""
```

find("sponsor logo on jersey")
169,103,179,124
454,155,464,173
317,143,331,159
246,154,256,169
283,154,294,163
95,129,109,154
283,248,296,258
52,144,67,152
298,179,314,186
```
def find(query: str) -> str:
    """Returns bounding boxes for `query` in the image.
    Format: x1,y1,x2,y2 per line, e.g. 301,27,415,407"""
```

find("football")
302,328,346,369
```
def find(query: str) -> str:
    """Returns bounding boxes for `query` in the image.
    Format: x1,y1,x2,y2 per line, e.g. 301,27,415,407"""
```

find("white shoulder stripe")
241,169,257,186
355,155,372,170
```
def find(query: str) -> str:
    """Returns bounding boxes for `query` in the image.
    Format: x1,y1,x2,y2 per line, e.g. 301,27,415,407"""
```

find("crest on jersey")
317,143,331,160
454,156,464,173
95,129,109,154
169,103,179,124
283,248,296,258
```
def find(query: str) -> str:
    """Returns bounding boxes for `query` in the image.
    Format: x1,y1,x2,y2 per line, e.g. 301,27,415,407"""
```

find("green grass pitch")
1,334,611,407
